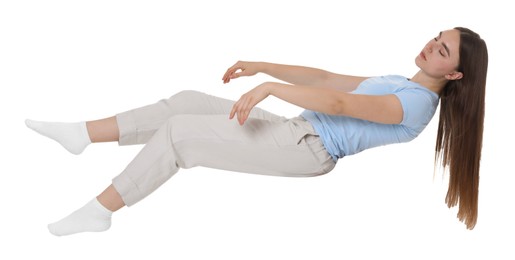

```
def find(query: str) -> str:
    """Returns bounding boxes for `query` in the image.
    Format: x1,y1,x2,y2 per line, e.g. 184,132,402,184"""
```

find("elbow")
328,97,346,115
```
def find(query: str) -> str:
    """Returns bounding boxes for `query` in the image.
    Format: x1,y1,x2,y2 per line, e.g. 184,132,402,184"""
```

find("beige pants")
112,90,336,206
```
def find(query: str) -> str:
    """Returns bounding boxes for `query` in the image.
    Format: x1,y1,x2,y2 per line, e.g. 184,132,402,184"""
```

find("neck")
410,70,448,96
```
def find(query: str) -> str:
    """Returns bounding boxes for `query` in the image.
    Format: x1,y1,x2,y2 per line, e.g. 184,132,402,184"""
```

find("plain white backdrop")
1,0,513,259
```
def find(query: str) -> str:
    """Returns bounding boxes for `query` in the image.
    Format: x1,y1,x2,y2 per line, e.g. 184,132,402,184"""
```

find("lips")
419,51,427,61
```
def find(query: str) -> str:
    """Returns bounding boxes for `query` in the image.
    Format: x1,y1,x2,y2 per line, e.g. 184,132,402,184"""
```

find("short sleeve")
393,87,439,133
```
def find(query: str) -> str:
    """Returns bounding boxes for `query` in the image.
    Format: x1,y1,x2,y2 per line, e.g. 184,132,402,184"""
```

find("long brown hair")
435,27,488,229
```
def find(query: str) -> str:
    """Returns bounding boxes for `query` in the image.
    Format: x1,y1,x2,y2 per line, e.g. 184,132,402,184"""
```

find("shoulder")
393,81,440,133
393,78,440,106
356,74,439,101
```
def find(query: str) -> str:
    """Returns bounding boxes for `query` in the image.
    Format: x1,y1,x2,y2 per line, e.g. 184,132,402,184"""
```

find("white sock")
48,198,112,236
25,119,91,155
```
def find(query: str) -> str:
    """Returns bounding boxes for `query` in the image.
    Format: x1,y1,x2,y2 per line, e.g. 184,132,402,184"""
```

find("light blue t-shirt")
301,75,439,161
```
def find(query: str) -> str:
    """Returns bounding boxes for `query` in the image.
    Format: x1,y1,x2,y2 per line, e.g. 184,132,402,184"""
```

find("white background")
1,0,513,259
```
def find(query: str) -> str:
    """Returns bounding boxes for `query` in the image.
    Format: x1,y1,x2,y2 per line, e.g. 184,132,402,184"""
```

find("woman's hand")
222,61,262,84
229,83,271,125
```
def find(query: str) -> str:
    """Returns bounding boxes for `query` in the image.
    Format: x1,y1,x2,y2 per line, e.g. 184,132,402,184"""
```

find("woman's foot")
25,119,91,155
48,198,112,236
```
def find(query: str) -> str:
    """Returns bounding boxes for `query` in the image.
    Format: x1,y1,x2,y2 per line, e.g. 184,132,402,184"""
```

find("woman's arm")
223,61,369,92
230,82,403,126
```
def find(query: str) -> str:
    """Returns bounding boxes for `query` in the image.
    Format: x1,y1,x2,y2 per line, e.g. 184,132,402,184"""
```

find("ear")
445,71,463,80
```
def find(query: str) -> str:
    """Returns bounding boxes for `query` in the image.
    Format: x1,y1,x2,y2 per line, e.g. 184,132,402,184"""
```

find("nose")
426,42,434,53
429,39,441,53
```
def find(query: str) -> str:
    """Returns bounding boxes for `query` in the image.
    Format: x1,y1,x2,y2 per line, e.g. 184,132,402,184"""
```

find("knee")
158,90,207,114
168,90,204,101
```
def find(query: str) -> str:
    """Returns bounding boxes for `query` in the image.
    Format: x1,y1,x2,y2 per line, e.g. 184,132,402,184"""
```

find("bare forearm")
223,60,367,92
265,82,402,124
259,62,332,86
230,81,402,125
265,82,342,115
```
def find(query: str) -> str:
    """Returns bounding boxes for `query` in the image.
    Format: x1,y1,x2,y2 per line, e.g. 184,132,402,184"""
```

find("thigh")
171,114,335,177
117,90,286,145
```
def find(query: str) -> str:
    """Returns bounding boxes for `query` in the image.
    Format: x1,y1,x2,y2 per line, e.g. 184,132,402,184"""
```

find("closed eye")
434,32,448,57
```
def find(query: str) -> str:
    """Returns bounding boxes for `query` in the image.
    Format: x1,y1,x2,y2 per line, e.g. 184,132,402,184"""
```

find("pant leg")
112,114,335,206
116,90,285,145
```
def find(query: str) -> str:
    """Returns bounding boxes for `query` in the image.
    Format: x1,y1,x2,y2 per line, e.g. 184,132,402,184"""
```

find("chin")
414,57,422,69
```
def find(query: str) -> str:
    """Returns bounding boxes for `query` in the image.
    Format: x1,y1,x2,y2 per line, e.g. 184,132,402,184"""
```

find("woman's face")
415,29,462,80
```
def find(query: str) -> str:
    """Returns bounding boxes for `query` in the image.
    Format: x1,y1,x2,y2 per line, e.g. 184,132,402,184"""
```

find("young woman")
25,27,488,235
